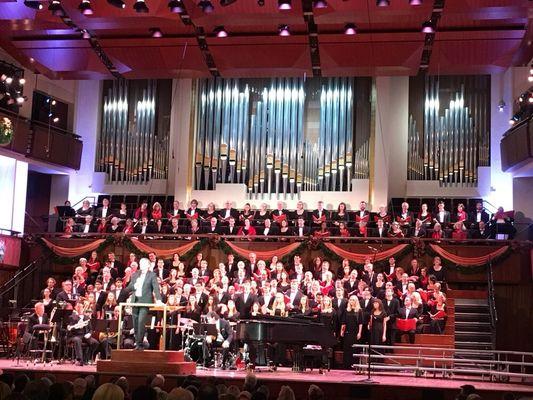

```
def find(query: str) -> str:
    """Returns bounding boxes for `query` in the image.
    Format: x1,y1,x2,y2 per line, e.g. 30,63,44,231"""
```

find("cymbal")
178,318,197,326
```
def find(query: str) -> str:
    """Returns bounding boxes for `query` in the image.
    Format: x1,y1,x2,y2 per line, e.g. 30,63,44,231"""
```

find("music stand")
51,309,72,364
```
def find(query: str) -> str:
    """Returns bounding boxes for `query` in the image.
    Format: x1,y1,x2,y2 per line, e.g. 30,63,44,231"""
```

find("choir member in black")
410,219,427,238
372,273,386,299
434,201,451,227
373,205,391,225
396,295,419,344
254,203,270,226
396,202,412,228
429,256,446,283
249,301,263,318
311,201,328,226
76,200,94,221
77,215,96,234
23,302,50,348
165,217,182,235
292,217,311,237
95,197,113,221
373,219,388,238
185,219,203,236
117,203,129,220
184,296,202,323
332,202,350,226
278,219,292,237
40,277,59,301
388,221,405,238
429,293,447,334
235,282,257,319
259,218,279,237
66,302,99,366
383,289,400,347
219,200,238,223
222,299,241,322
222,217,238,235
239,203,255,224
185,199,200,221
205,312,234,369
106,217,122,233
134,216,150,235
469,202,490,229
471,221,491,239
319,296,338,337
417,203,432,227
340,295,363,369
201,202,218,222
292,201,308,224
369,299,387,345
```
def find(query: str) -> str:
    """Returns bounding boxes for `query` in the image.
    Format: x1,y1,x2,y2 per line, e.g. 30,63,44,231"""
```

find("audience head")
93,383,124,400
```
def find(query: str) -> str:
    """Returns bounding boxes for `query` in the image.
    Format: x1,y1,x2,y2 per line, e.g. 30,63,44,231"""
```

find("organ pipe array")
408,75,491,186
96,79,170,183
194,77,370,198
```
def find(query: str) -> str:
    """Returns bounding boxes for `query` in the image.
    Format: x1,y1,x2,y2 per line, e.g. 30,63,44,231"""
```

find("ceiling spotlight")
376,0,390,6
82,29,91,39
107,0,126,9
220,0,237,5
528,75,533,83
529,67,533,75
48,0,64,16
278,24,290,36
409,0,422,5
168,0,184,13
5,77,13,84
133,0,149,13
214,26,228,37
150,27,163,38
313,0,327,8
422,21,435,33
199,0,214,13
53,117,60,123
497,100,506,112
24,1,43,10
344,23,357,35
278,0,292,10
52,100,57,105
19,78,26,85
257,0,265,5
16,96,25,104
79,0,93,15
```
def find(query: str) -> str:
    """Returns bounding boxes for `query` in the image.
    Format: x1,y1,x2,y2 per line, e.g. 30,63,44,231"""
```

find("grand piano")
236,315,337,371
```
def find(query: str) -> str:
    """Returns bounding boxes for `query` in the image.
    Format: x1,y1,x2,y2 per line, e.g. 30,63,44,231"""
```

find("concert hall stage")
0,360,531,400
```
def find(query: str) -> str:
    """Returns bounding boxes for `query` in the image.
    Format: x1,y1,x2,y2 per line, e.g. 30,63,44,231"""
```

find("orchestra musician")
23,302,50,349
205,312,234,369
66,302,99,366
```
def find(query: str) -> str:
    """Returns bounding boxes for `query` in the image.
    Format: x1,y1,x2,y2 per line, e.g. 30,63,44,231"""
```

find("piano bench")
302,348,331,372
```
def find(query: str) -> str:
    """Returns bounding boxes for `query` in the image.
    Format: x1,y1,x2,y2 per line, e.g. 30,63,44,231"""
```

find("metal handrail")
487,258,498,329
70,196,97,208
353,344,533,357
0,255,46,299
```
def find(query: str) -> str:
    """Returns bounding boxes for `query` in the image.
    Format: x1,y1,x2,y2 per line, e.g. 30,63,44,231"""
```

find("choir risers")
96,350,196,375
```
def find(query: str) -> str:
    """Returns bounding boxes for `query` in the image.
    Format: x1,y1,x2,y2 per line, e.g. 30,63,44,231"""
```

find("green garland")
319,241,413,270
180,238,210,263
38,235,116,265
218,239,306,265
425,244,513,275
121,236,148,258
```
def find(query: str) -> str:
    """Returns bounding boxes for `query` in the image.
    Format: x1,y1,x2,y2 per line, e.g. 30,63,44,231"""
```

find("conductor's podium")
97,350,196,375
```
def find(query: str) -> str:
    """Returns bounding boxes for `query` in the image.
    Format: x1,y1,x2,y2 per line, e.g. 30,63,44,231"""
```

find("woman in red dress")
455,203,467,223
431,222,445,239
151,202,163,220
313,222,331,239
238,218,257,237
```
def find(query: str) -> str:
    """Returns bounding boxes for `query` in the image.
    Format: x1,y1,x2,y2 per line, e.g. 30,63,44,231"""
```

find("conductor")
126,257,162,350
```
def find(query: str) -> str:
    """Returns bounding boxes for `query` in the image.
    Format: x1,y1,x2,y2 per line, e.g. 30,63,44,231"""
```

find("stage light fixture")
528,75,533,83
79,0,93,15
107,0,126,9
344,23,357,35
409,0,422,5
19,78,26,85
48,0,64,16
5,77,13,84
313,0,327,8
497,100,506,112
214,26,228,37
278,0,292,10
16,96,25,104
422,21,435,33
257,0,265,5
82,30,91,39
53,117,60,123
150,27,163,38
24,1,43,10
199,0,214,13
134,0,149,13
168,0,184,13
376,0,390,6
278,24,290,36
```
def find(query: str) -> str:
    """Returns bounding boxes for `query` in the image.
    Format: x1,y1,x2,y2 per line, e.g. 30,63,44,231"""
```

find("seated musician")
395,295,419,344
77,215,96,234
410,219,427,238
451,221,467,240
23,302,50,349
313,221,331,239
205,312,233,369
312,201,327,226
98,306,135,359
396,202,412,228
237,219,257,237
67,302,99,366
106,217,122,234
259,218,279,238
388,221,404,238
417,203,432,227
355,201,370,226
219,200,238,224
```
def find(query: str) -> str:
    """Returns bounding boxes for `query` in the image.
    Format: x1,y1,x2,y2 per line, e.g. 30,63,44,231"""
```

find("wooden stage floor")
1,359,531,400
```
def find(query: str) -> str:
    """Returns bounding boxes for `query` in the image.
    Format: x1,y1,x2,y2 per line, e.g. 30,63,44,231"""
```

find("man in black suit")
205,312,234,369
383,288,400,347
95,197,113,221
471,221,492,239
107,252,125,278
285,279,303,311
258,218,279,238
434,201,451,227
218,201,238,223
56,280,77,303
113,278,129,303
154,258,169,281
193,282,209,310
206,217,221,234
93,280,108,312
223,217,239,235
372,219,388,238
165,217,182,235
235,282,256,319
66,302,99,365
292,217,311,237
358,288,374,342
396,295,419,344
469,202,490,228
332,287,347,336
125,258,162,350
410,219,427,238
23,302,50,348
311,201,328,226
76,215,96,234
134,217,151,235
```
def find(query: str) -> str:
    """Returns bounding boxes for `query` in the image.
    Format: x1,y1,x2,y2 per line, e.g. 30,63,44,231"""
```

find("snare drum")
184,336,204,363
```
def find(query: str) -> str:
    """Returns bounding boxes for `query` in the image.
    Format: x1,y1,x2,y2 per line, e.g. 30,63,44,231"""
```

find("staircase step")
454,312,491,322
455,341,495,351
454,298,488,306
454,352,495,361
455,321,492,331
455,331,493,340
